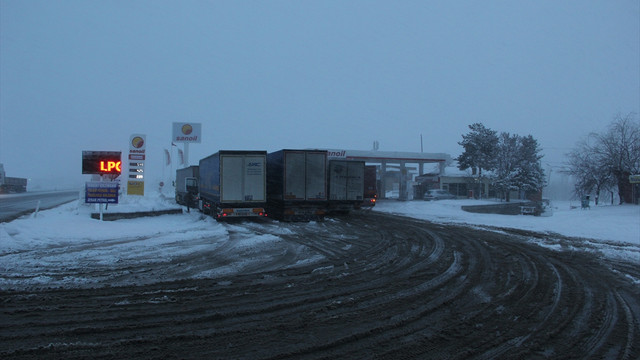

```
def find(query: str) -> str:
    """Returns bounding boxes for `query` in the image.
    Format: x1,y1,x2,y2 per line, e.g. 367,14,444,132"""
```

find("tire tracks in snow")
0,212,638,359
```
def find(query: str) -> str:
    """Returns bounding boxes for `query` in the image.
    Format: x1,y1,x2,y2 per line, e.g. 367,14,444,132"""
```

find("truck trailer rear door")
243,155,266,202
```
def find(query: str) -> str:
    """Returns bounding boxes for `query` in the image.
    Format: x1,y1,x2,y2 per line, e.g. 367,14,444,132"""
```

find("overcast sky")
1,1,638,189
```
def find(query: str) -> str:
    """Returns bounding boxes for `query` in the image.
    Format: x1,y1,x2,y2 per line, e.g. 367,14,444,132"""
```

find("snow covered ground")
0,194,638,289
374,199,639,264
374,199,639,244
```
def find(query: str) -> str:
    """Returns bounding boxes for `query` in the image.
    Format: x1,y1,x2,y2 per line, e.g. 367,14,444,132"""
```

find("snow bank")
0,195,295,289
374,199,639,263
1,195,213,255
374,199,639,244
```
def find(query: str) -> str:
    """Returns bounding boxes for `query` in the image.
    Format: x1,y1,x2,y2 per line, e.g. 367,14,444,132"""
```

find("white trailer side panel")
346,161,364,201
306,152,327,200
285,152,306,200
221,156,244,202
243,155,266,202
329,160,364,201
220,154,266,203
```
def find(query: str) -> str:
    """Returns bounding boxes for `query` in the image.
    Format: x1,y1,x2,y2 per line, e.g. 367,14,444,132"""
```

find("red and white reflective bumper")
217,208,268,218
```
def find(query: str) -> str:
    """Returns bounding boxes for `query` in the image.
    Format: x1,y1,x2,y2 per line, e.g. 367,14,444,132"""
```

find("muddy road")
1,212,638,359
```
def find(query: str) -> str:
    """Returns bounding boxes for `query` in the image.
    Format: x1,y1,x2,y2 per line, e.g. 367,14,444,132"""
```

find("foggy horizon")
1,1,638,191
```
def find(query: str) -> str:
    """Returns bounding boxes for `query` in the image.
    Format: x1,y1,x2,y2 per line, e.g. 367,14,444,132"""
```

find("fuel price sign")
82,151,122,175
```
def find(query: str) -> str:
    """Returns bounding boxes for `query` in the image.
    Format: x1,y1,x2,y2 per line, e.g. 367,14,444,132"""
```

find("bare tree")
595,113,640,204
565,113,639,204
565,135,615,205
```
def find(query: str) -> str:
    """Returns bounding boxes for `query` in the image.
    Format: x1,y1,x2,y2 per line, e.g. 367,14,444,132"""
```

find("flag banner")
164,149,171,166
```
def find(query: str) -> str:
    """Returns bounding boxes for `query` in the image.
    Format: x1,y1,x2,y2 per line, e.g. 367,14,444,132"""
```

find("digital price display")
82,151,122,175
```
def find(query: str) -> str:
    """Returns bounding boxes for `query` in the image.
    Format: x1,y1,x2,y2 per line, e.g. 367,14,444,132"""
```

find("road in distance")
0,190,80,222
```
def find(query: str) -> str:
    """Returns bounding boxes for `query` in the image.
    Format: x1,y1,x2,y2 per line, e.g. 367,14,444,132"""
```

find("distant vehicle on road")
0,163,27,193
424,189,455,201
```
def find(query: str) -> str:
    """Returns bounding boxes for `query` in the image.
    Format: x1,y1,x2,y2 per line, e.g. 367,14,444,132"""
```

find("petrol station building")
325,149,452,200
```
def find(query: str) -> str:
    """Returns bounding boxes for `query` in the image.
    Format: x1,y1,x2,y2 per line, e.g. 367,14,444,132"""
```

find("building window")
444,183,468,197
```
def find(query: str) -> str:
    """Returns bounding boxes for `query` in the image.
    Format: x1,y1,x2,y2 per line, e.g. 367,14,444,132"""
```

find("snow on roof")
324,149,452,163
443,161,475,177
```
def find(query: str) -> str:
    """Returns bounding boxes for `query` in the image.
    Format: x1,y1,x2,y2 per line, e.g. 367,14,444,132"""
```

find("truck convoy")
175,165,199,208
0,163,27,193
176,150,370,221
327,160,365,213
198,151,268,219
267,149,328,221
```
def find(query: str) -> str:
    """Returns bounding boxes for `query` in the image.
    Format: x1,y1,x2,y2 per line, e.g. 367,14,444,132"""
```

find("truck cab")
175,166,199,208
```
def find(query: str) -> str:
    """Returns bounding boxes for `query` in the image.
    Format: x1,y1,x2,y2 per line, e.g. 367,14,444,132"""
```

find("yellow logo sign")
131,136,145,148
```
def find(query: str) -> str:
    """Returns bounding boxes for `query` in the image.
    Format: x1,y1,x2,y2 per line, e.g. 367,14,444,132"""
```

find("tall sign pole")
184,142,190,167
172,122,202,168
127,134,146,196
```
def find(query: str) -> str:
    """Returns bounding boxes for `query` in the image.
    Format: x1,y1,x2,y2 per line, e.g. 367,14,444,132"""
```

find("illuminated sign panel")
127,134,145,196
85,181,119,204
101,161,121,172
82,151,122,175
